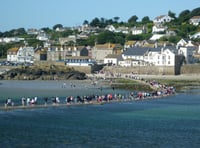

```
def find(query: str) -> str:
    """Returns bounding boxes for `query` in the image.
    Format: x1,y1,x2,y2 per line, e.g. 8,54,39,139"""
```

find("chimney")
155,42,158,48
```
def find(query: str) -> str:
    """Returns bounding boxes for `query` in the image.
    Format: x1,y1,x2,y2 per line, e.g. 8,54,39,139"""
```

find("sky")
0,0,199,32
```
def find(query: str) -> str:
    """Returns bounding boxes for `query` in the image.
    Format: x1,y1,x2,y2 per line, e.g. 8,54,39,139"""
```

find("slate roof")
123,46,178,56
122,47,161,56
105,54,123,60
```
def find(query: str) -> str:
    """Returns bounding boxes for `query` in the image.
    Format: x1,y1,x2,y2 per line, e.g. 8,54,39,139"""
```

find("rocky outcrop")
0,65,87,80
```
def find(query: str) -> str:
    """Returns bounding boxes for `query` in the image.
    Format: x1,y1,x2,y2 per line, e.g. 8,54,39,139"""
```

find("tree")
128,15,138,26
90,17,101,27
190,7,200,17
0,32,3,37
178,9,191,23
168,10,176,18
105,19,113,25
53,24,63,30
83,20,89,25
41,27,51,33
177,24,198,38
113,16,120,23
96,31,115,44
61,30,73,37
4,28,26,37
141,16,151,24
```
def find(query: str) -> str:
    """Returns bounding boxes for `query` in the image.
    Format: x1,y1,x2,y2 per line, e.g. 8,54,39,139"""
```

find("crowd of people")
2,86,175,110
2,73,176,110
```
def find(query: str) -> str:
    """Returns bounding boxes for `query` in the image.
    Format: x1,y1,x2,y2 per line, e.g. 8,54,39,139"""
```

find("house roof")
154,15,166,20
150,34,165,41
125,40,136,45
190,16,200,20
95,43,116,49
105,54,120,58
105,54,123,60
7,47,19,52
123,47,161,56
66,56,91,60
154,15,173,20
123,46,177,56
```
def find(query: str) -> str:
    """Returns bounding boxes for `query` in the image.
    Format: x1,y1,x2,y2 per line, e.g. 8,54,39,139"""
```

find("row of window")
65,59,92,63
158,55,171,59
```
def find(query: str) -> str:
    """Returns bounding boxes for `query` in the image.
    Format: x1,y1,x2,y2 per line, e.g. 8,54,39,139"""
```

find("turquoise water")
0,81,200,147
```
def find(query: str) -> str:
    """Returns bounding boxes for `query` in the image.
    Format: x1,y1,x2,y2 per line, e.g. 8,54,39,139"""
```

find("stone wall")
23,61,200,75
181,64,200,74
103,66,175,75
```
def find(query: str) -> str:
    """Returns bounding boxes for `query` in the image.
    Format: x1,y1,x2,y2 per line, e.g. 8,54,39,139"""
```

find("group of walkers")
3,86,175,110
2,74,176,110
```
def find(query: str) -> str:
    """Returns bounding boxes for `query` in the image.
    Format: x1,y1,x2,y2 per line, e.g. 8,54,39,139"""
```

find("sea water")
0,81,200,147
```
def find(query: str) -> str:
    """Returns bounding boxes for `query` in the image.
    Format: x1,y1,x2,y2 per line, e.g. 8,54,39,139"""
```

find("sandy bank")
139,74,200,81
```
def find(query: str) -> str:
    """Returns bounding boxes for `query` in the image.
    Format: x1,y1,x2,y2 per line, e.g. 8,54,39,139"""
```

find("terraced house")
7,47,34,64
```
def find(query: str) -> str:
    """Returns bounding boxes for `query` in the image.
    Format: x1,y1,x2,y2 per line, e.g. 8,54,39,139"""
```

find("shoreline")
1,74,198,112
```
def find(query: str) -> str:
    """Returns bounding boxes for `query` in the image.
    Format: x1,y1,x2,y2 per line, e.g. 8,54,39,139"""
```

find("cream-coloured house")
7,47,19,62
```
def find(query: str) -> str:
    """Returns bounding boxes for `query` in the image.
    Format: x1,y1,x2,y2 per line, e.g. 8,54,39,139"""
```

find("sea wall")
181,64,200,74
103,66,176,75
103,64,200,75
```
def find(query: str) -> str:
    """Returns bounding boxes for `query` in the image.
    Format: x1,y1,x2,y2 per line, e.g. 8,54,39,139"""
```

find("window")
168,61,170,64
168,56,170,59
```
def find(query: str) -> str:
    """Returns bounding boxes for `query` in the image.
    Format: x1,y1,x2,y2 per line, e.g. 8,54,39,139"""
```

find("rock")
2,66,87,80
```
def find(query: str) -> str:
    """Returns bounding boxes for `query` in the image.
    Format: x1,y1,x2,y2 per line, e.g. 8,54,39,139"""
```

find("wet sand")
139,74,200,81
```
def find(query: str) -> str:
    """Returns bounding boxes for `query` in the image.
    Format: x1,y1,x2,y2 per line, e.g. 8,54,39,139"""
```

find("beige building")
92,43,122,63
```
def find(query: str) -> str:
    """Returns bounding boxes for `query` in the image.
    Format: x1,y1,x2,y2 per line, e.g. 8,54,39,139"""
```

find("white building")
7,47,19,62
153,15,174,24
105,25,116,32
178,46,197,64
145,48,176,66
131,26,146,35
104,54,122,66
152,25,167,33
17,47,35,63
190,16,200,26
121,46,177,67
190,32,200,39
36,31,49,41
65,56,95,66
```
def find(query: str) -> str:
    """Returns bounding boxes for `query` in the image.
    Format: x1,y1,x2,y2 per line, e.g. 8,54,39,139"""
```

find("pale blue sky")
1,0,199,32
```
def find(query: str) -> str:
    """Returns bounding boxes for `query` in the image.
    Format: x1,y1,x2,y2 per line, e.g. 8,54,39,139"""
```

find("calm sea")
0,81,200,148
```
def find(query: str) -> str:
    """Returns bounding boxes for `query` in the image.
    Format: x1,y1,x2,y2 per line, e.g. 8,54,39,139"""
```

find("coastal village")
2,2,200,148
1,8,200,77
